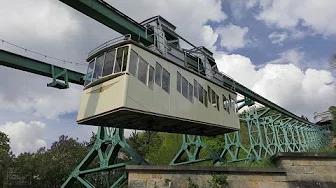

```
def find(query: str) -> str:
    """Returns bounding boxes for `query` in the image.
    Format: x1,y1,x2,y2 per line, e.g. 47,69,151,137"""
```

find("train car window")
155,62,162,87
177,72,181,93
194,80,198,98
216,94,220,111
92,54,105,82
188,83,193,103
129,50,138,76
121,46,129,71
162,68,170,93
84,59,95,86
148,65,154,89
182,77,188,98
114,47,124,73
204,89,208,107
228,94,232,114
223,95,227,112
208,86,211,104
103,50,116,77
211,89,217,109
137,58,148,85
198,84,204,103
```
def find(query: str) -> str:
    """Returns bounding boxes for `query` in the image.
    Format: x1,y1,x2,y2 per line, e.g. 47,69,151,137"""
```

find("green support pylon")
216,131,251,165
170,134,222,166
61,127,148,188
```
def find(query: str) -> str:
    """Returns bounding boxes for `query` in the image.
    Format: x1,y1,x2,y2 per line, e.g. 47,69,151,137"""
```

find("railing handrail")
88,34,131,58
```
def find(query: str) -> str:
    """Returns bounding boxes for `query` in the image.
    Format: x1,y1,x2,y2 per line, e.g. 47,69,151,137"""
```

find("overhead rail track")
58,0,313,125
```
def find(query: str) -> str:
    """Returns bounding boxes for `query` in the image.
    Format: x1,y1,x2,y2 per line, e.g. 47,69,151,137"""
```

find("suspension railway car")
77,17,240,136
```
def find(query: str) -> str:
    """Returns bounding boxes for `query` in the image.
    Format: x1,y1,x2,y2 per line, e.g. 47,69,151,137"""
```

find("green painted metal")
59,0,154,46
216,131,252,164
62,127,148,188
214,107,331,165
0,49,84,86
170,134,222,166
47,65,69,89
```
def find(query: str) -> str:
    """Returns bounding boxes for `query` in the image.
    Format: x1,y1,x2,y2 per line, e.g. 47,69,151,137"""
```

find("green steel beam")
59,0,154,46
0,49,84,85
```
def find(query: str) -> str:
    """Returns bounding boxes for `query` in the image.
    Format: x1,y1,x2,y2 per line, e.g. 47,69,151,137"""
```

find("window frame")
128,49,138,77
84,58,96,86
155,62,162,87
182,76,188,99
137,57,149,85
148,65,155,89
177,71,182,93
162,68,170,93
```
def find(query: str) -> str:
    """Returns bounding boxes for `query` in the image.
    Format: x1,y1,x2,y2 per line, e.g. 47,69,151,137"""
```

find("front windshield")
84,46,129,87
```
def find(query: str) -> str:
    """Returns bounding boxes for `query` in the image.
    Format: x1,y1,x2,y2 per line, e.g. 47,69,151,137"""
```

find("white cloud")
268,48,305,67
0,121,47,155
201,25,219,52
216,24,249,51
0,67,83,119
230,0,258,20
268,32,288,45
0,0,80,42
255,0,336,37
215,52,336,120
106,0,227,47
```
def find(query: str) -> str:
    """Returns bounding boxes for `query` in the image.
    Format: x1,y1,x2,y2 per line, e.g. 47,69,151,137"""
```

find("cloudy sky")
0,0,335,155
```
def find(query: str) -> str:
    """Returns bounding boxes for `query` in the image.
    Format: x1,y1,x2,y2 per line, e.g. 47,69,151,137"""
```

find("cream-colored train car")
77,40,239,136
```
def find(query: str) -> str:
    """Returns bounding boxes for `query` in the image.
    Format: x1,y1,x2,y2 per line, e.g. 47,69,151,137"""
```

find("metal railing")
88,34,131,58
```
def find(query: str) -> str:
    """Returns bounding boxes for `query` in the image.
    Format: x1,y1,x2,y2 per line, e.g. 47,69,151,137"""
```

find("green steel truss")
62,127,148,188
172,105,331,166
170,135,222,166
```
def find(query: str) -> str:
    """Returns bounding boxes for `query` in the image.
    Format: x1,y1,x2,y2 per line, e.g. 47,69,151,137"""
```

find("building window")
155,62,162,87
177,72,181,93
103,50,116,77
148,66,155,89
84,59,95,86
137,57,148,85
182,77,188,98
162,68,170,93
129,50,138,76
188,83,193,103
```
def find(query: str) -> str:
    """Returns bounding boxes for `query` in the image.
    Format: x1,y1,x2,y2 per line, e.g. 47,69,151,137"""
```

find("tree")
127,131,162,158
329,106,336,137
0,131,13,186
10,135,89,187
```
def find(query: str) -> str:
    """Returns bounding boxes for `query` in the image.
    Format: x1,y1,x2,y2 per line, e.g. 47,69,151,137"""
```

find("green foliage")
219,159,275,168
329,106,336,137
0,131,13,186
187,177,198,188
145,133,182,165
7,135,88,187
208,174,228,188
127,131,162,157
128,131,182,165
308,145,336,153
